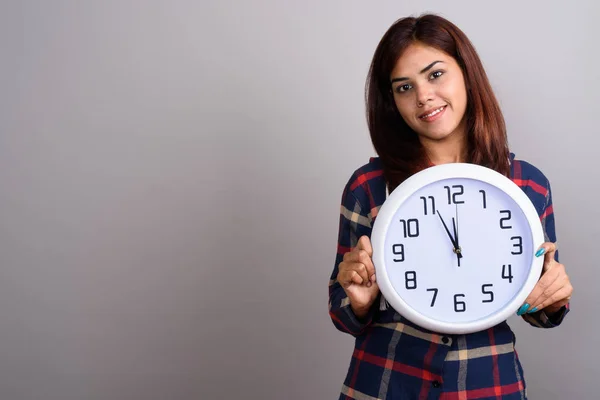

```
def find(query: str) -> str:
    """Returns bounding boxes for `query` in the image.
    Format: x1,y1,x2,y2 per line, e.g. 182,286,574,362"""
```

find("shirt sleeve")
520,178,570,328
328,180,378,337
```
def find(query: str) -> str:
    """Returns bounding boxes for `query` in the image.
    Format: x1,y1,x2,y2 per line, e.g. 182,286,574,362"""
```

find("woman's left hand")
517,242,573,316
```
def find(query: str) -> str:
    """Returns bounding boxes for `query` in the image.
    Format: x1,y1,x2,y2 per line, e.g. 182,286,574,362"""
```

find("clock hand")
436,210,458,250
452,216,458,247
452,216,463,267
453,204,458,247
453,205,463,260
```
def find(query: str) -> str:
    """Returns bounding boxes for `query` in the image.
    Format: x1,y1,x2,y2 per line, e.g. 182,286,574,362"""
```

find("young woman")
328,14,573,399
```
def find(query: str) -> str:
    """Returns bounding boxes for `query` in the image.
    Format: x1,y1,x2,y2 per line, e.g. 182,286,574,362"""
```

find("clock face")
372,164,544,334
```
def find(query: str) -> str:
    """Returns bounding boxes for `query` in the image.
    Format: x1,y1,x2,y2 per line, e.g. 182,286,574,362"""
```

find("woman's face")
390,43,468,143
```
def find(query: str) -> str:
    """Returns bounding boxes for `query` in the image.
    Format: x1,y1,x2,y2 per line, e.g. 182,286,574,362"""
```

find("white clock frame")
371,163,545,334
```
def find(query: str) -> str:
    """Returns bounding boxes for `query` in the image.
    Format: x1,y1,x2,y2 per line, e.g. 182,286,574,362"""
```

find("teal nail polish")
535,248,546,257
517,303,530,315
527,307,538,314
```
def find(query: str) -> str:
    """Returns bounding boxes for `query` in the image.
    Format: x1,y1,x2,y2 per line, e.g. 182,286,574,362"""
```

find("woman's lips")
419,105,447,122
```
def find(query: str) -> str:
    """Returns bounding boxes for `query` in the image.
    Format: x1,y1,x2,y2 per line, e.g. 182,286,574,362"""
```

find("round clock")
371,163,544,334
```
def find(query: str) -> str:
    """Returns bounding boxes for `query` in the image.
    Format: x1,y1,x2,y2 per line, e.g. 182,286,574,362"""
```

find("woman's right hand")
337,235,380,318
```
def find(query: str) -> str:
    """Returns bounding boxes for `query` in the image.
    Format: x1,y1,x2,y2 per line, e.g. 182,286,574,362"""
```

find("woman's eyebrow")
391,60,445,83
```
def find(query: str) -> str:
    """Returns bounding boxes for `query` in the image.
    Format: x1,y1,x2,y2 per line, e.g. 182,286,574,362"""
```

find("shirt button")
432,380,441,388
442,336,450,344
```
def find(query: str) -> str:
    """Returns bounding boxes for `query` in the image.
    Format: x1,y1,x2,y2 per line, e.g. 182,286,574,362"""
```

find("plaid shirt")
328,154,569,400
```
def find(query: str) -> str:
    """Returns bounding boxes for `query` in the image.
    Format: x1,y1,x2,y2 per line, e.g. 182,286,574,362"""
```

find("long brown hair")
365,14,510,192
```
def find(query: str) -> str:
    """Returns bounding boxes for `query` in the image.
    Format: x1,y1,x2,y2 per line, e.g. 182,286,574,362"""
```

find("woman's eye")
395,84,412,93
430,70,444,80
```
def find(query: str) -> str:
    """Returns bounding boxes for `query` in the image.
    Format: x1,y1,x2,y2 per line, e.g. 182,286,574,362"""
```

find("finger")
344,262,370,285
535,242,558,271
367,279,379,292
531,284,573,312
521,267,561,310
358,249,376,279
525,274,565,312
356,236,373,257
542,297,571,314
343,249,375,279
338,269,364,288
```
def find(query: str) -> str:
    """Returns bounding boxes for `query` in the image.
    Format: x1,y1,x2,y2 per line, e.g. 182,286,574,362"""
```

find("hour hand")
452,217,463,266
453,205,463,258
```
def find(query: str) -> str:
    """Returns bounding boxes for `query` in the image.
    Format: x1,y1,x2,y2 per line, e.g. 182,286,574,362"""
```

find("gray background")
0,0,596,399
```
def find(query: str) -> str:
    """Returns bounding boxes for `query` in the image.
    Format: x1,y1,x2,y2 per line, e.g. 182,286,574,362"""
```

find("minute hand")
436,210,458,249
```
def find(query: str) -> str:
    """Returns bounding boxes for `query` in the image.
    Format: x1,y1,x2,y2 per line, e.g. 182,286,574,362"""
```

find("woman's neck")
421,133,468,165
426,149,468,164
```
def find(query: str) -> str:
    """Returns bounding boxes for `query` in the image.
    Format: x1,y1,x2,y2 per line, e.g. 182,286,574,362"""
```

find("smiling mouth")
419,106,446,120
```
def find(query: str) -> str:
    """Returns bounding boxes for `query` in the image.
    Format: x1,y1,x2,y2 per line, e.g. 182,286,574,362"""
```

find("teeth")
421,106,444,119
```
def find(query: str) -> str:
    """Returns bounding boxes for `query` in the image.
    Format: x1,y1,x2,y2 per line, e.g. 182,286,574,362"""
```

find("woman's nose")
416,84,434,106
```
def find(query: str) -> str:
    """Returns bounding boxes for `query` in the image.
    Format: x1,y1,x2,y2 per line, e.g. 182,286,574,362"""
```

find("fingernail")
535,248,546,257
517,303,530,315
367,281,372,287
371,274,377,282
527,307,538,314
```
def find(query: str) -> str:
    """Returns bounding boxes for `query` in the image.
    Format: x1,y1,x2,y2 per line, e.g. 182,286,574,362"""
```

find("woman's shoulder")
341,156,387,210
509,152,553,214
344,156,385,189
351,156,384,177
510,152,551,189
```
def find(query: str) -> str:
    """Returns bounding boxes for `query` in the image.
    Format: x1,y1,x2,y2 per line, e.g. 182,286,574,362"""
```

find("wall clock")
371,163,544,334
